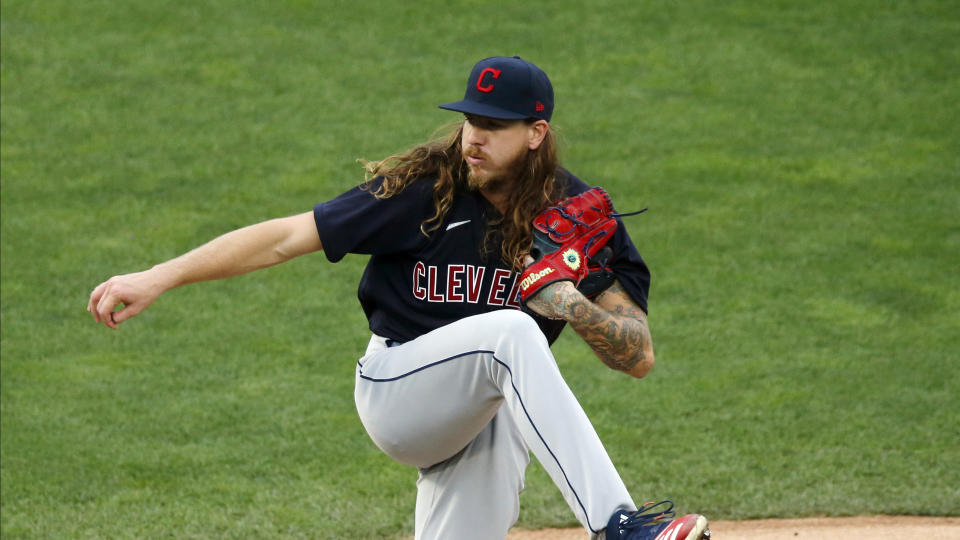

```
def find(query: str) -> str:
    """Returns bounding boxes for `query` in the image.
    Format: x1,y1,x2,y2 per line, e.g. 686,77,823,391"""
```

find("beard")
464,149,528,192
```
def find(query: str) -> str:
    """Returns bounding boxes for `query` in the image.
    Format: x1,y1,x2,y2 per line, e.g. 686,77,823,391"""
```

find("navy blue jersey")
313,169,650,344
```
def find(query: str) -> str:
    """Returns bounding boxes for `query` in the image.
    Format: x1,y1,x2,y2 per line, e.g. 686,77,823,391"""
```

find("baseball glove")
577,246,616,299
518,187,623,305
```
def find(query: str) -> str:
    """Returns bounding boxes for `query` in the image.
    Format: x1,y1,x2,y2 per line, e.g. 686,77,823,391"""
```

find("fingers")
87,283,103,319
88,271,162,330
95,281,122,329
89,277,125,330
88,280,112,323
109,302,143,327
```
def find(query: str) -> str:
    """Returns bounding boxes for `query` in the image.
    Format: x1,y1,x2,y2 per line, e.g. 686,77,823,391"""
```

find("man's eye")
466,115,503,130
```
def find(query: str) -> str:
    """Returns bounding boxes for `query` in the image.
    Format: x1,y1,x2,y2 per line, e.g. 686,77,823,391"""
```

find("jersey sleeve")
606,220,651,313
313,177,434,263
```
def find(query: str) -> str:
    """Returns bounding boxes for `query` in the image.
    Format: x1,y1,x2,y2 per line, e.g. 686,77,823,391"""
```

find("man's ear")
527,120,549,150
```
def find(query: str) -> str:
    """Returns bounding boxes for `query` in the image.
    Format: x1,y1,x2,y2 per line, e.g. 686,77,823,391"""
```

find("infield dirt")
505,516,960,539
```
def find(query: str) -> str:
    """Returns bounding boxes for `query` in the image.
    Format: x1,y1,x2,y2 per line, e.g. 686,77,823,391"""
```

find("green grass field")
3,0,959,538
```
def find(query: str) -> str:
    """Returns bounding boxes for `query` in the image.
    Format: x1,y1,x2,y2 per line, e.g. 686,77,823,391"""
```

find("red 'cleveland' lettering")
476,68,501,93
411,262,525,306
487,269,512,306
466,265,485,303
505,274,522,308
427,265,444,302
447,264,465,302
413,261,427,300
413,262,527,308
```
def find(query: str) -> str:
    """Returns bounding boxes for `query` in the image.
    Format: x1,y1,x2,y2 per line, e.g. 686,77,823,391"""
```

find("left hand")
522,255,583,319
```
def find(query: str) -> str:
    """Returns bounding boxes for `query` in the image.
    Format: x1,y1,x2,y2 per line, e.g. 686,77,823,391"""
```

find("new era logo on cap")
439,56,554,122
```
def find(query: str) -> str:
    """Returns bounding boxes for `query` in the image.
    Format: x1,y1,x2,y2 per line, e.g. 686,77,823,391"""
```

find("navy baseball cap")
439,56,554,122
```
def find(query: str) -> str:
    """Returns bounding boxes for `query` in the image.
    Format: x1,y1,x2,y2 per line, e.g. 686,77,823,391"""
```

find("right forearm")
151,215,315,291
89,212,321,329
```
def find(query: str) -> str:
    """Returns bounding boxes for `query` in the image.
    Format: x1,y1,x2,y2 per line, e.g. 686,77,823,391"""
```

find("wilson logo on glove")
519,187,646,305
519,267,555,292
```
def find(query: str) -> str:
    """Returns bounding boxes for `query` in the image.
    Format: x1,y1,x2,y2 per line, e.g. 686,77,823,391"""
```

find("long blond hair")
361,121,564,270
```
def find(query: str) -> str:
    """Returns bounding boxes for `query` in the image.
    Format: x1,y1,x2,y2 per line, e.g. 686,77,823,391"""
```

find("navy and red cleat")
605,500,710,540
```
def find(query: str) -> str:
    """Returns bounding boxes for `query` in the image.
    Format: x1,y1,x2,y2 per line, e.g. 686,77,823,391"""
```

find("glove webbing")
540,206,648,239
538,206,648,269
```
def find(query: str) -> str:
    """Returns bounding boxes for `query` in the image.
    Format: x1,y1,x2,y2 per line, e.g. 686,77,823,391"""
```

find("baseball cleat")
605,500,710,540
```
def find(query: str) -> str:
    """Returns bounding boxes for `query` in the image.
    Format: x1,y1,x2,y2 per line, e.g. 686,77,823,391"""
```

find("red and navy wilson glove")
518,187,619,305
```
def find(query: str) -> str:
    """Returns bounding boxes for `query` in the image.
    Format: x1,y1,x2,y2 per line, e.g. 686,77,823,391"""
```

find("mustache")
462,147,489,160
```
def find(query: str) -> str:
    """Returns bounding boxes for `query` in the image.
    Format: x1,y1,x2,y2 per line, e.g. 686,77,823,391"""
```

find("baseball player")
88,56,710,540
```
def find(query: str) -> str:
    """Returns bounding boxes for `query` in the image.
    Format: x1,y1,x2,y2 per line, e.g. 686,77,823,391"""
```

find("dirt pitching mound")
506,515,960,539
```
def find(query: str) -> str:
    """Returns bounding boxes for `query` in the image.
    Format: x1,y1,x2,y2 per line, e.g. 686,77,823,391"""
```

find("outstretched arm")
88,211,322,329
525,280,654,378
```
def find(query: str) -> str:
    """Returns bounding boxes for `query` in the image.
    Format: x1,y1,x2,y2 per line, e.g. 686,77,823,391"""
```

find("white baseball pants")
354,310,636,540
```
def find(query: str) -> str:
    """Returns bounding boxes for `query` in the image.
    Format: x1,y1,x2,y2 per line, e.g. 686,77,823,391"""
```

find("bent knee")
484,309,542,338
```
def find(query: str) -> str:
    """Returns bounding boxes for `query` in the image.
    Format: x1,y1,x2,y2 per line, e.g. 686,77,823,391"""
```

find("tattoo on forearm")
572,285,651,371
568,296,649,372
528,281,652,373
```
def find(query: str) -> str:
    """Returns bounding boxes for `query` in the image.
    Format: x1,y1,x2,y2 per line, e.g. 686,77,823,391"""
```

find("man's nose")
463,124,486,146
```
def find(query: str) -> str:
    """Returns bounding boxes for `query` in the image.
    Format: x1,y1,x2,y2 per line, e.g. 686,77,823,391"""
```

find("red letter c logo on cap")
476,68,502,93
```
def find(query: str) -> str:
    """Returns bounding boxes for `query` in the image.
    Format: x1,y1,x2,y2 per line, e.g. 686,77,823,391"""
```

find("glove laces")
611,208,648,218
542,206,648,239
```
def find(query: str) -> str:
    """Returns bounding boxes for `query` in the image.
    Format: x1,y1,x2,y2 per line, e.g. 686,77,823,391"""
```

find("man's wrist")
526,281,585,320
149,262,183,292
